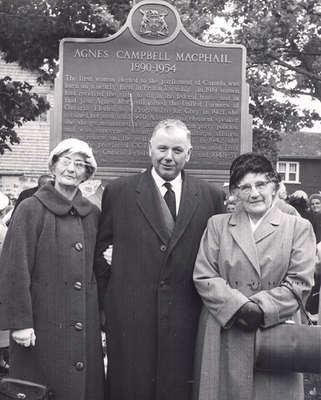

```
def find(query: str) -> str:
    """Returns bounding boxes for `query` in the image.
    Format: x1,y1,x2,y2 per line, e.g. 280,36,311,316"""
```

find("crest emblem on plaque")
139,8,169,38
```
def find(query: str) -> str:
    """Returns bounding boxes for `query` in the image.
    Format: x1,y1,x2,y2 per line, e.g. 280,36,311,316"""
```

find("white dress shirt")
151,168,183,215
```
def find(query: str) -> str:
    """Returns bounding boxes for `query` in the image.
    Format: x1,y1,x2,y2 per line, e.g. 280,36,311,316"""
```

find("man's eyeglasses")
237,180,270,195
59,156,88,171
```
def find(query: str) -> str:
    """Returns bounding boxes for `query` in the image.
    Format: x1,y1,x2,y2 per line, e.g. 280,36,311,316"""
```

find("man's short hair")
38,174,53,187
151,119,191,144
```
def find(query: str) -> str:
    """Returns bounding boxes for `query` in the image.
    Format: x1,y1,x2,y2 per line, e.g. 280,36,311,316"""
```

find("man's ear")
148,141,152,157
185,146,192,163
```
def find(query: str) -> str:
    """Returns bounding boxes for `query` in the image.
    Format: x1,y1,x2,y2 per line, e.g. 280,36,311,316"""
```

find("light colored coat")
193,206,315,400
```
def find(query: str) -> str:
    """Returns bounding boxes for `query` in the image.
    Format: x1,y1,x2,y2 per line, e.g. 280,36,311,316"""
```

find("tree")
179,0,321,162
0,0,320,161
0,0,118,152
0,76,50,154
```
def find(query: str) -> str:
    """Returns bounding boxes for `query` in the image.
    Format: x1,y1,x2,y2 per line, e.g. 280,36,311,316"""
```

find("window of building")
277,161,300,183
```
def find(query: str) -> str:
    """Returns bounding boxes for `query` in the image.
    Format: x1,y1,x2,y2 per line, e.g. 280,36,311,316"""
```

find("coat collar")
229,206,282,275
136,168,200,247
34,182,93,217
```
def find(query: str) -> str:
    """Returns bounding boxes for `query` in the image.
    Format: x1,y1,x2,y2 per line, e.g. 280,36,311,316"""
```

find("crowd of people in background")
0,124,319,400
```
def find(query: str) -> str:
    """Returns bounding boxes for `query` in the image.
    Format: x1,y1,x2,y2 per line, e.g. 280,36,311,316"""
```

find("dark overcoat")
95,169,224,400
193,207,315,400
0,183,105,400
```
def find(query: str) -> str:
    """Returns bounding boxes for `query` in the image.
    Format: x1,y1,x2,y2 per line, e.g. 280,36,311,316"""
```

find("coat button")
74,242,83,251
74,281,82,290
160,245,167,252
69,208,77,216
75,322,83,331
249,281,261,291
75,362,84,371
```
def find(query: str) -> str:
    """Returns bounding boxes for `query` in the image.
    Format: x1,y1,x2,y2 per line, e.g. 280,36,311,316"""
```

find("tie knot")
164,182,172,191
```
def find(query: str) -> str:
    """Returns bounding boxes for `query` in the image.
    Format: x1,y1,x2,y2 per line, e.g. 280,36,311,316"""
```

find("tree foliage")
0,76,50,154
0,0,320,160
0,0,119,152
179,0,321,162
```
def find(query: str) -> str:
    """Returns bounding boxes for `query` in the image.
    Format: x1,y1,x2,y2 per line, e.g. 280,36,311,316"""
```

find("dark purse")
0,378,52,400
255,285,321,373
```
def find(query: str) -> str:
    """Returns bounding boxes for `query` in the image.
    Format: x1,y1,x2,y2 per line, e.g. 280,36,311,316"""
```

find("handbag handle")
284,282,314,326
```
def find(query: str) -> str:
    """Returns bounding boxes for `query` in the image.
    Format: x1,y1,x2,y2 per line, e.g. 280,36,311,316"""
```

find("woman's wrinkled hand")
12,328,36,347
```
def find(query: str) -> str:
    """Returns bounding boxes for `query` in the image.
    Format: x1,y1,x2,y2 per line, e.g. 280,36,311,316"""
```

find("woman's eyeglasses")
59,156,88,171
237,180,270,195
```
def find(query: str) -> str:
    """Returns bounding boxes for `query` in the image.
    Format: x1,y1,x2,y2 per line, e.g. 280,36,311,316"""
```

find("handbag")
0,378,52,400
255,284,321,373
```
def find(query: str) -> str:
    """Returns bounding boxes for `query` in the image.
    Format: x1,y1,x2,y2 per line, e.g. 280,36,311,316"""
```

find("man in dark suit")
95,119,225,400
11,174,52,216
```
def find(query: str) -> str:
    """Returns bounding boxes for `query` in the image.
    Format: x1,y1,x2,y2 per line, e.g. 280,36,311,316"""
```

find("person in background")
95,119,225,400
225,195,237,213
305,193,321,323
11,174,53,217
309,193,321,215
87,183,104,210
288,190,311,220
0,191,9,374
0,138,104,400
193,152,315,400
274,181,299,216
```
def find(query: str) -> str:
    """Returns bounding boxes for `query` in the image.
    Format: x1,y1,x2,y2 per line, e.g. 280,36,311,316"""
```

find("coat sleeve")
250,217,315,327
0,199,42,330
193,216,249,328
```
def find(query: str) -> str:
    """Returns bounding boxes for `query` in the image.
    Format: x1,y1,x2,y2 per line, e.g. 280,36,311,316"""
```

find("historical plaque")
54,0,249,182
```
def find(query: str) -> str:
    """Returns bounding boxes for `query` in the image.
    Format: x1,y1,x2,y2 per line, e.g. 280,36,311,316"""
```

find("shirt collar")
151,168,182,192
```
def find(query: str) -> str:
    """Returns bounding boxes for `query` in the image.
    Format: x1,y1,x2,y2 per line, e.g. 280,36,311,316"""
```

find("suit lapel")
229,211,261,276
167,174,200,253
136,170,170,244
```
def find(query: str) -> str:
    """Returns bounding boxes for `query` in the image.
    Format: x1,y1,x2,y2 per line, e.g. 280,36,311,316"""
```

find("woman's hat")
48,138,97,179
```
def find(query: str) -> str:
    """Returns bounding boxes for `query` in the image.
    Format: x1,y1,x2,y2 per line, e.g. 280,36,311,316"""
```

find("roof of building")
278,131,321,159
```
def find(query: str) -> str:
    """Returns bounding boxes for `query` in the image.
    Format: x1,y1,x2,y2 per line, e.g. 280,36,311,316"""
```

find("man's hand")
235,301,263,331
103,245,113,265
12,328,36,347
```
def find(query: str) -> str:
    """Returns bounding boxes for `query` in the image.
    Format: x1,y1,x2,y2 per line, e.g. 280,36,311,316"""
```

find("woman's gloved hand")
12,328,36,347
235,301,264,331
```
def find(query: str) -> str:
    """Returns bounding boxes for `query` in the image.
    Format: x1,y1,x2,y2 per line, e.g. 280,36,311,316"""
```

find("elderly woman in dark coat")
0,138,104,400
193,153,315,400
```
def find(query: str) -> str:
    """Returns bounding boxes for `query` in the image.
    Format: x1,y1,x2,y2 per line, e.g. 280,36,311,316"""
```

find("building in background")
0,58,53,200
277,131,321,196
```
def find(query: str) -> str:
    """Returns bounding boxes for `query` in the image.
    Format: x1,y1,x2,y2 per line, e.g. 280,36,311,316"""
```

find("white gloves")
12,328,36,347
103,245,113,265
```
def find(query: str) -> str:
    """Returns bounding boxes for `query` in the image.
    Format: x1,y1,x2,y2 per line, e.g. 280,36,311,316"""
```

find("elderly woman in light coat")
193,153,315,400
0,139,104,400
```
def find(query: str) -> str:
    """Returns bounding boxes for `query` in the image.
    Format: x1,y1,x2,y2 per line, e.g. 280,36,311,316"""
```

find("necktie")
164,182,176,221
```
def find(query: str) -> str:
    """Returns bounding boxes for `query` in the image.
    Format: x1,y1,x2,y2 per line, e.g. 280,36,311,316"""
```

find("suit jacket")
95,169,224,400
193,206,315,400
